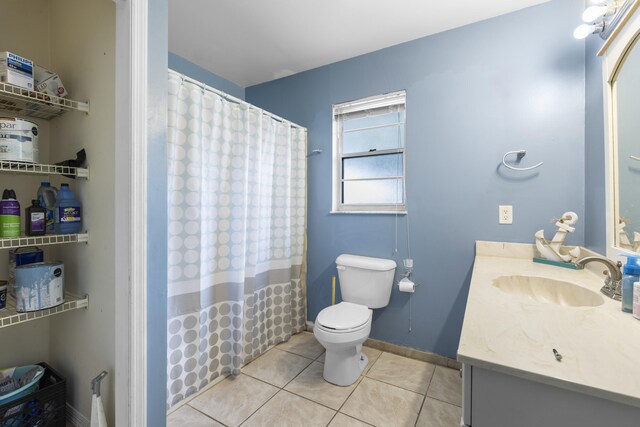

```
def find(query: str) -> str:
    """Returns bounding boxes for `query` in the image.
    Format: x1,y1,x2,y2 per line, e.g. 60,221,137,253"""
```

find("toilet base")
322,343,368,386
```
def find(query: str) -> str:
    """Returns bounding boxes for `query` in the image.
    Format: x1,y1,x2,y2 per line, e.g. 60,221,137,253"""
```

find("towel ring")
502,150,543,171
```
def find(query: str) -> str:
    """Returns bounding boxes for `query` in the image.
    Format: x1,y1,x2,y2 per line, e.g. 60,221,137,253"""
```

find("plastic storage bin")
0,365,44,406
0,363,65,427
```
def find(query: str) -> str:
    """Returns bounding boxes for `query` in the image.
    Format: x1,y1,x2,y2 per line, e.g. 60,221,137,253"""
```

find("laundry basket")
0,363,65,427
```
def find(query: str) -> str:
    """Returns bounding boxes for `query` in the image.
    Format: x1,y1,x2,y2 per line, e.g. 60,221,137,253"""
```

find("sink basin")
492,275,604,307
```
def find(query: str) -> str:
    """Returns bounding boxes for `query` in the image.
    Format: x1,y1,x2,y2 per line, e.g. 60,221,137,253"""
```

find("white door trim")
115,0,148,425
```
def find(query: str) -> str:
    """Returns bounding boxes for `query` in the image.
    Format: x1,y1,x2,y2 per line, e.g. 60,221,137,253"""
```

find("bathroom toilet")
314,254,396,386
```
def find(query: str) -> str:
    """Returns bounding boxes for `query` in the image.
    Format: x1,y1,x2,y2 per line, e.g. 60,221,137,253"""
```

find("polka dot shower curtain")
166,70,307,409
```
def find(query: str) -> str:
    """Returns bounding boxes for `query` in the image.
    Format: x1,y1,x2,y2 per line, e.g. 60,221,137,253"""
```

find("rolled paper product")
399,278,415,293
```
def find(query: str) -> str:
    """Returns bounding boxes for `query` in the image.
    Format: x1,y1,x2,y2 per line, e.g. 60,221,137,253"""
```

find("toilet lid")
317,302,370,330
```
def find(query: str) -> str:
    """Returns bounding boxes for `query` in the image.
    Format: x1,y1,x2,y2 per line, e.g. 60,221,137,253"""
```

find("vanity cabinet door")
469,366,640,427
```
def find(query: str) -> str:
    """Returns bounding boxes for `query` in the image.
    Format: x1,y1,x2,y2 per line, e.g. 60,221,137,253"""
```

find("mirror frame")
602,0,640,258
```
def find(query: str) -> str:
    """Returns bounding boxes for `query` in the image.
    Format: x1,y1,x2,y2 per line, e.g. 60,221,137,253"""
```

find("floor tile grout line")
237,386,283,427
414,364,438,427
425,365,463,407
280,356,315,389
362,371,432,397
184,403,232,427
424,394,463,408
334,351,384,417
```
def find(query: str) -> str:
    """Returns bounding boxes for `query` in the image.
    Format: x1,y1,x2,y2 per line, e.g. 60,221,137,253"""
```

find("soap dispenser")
621,254,640,313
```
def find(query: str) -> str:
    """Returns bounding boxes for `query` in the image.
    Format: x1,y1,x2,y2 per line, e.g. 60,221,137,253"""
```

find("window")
332,91,406,213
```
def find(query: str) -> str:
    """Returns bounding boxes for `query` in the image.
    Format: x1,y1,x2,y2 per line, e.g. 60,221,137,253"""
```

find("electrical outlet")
499,205,513,224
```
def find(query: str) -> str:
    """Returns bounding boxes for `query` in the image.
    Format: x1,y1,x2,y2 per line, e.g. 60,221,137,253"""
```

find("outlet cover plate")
499,205,513,224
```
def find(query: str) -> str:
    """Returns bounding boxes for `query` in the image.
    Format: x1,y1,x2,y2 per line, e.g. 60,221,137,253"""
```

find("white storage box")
34,65,67,98
0,52,34,90
0,117,39,163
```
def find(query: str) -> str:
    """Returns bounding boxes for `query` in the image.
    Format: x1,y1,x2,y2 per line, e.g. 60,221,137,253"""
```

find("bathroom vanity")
458,241,640,427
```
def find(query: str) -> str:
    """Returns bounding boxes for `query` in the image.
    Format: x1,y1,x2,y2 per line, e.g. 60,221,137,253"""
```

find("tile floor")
168,332,462,427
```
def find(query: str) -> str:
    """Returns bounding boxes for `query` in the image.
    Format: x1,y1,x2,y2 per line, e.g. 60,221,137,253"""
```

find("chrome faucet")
575,256,623,300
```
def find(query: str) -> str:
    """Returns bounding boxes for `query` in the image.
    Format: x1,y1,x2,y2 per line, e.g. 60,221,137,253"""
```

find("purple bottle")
0,189,20,238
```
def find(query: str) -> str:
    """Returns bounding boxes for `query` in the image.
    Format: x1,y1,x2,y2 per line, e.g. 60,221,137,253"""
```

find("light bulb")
574,24,596,39
582,5,608,22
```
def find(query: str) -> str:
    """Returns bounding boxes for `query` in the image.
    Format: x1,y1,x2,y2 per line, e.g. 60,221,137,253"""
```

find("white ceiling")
169,0,550,88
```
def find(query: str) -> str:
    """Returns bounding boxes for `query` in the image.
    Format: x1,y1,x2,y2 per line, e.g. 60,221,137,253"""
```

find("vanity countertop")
458,241,640,408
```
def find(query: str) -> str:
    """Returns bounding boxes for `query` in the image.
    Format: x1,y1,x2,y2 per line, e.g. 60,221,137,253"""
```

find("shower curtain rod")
169,69,307,131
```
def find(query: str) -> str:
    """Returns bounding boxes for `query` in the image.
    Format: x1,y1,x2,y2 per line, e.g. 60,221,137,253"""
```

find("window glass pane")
343,178,403,205
342,125,404,154
343,153,402,180
343,111,405,131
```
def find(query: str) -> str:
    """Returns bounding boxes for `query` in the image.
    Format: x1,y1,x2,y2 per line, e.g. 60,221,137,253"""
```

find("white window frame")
331,91,407,214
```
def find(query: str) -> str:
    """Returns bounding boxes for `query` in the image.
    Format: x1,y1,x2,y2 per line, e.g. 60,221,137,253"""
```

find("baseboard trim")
364,337,461,370
305,320,459,369
67,402,90,427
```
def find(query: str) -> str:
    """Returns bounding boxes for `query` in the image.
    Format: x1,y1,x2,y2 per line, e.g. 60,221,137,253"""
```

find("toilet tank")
336,254,397,309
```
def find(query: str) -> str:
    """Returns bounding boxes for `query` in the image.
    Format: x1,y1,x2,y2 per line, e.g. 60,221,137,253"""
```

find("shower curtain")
166,70,307,408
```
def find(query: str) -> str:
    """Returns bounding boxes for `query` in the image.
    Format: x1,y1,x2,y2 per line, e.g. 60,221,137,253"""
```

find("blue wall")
169,52,245,100
148,0,168,425
584,36,606,255
246,0,586,358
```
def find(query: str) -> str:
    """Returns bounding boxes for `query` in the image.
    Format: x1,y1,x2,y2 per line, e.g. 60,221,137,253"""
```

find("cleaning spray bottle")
0,189,20,238
621,254,640,313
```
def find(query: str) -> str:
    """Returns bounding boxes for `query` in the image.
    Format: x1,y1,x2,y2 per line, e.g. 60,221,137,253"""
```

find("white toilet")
314,254,396,386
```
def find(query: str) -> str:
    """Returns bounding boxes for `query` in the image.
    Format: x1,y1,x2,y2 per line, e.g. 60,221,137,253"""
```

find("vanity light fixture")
574,0,633,39
574,22,605,39
582,3,618,23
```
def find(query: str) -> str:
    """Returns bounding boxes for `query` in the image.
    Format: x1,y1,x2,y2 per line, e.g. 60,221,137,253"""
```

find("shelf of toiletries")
0,160,88,178
0,292,88,329
0,233,88,249
0,82,89,120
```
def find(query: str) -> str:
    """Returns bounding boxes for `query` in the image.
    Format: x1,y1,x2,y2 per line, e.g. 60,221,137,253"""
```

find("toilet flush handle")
336,266,346,271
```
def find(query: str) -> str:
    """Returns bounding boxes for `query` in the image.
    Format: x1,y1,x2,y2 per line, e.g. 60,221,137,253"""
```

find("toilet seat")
316,302,371,332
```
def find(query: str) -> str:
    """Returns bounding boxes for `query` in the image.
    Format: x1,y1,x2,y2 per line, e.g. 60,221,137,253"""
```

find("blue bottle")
37,181,57,232
621,254,640,313
54,184,81,234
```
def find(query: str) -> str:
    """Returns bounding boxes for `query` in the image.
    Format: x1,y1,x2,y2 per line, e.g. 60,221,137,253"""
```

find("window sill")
330,210,407,215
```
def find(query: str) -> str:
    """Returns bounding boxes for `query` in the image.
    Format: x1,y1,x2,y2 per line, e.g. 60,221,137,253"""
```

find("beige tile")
415,398,462,427
426,366,462,406
366,352,435,394
167,405,223,427
277,331,325,359
285,361,358,410
341,378,423,427
329,413,373,427
243,347,313,387
241,390,336,427
189,374,277,427
362,347,382,374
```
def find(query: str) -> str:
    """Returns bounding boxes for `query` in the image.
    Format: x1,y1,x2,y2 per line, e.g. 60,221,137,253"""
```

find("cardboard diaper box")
34,65,67,98
0,51,34,90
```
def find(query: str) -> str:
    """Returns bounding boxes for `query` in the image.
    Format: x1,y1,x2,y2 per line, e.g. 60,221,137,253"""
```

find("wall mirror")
604,1,640,256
